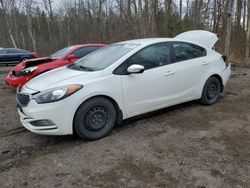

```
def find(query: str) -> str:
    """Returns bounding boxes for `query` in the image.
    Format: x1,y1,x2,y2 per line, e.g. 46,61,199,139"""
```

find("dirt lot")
0,66,250,188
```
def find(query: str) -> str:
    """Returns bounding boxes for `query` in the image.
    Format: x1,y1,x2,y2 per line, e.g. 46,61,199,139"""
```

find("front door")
114,42,177,117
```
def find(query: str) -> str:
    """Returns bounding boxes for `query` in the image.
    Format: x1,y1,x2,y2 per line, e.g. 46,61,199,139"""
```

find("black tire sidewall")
74,97,116,140
201,77,221,105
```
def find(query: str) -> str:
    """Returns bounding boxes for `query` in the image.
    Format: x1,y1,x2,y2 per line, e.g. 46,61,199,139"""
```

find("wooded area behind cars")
0,0,249,63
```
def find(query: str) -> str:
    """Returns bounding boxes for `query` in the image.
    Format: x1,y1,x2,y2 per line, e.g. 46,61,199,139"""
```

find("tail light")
222,55,229,68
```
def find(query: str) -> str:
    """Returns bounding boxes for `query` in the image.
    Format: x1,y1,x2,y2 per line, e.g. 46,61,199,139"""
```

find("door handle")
165,71,175,76
202,61,209,65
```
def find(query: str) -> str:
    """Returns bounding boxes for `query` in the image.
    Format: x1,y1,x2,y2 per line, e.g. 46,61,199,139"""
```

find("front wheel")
200,77,221,105
74,97,116,140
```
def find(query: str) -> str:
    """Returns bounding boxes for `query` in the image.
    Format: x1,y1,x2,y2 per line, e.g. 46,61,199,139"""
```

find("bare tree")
243,0,247,29
225,0,234,58
246,0,250,60
151,0,158,36
42,0,53,41
23,0,37,51
0,0,249,63
180,0,183,20
0,0,17,47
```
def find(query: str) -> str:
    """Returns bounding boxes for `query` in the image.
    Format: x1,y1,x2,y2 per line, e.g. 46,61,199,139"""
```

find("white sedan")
16,30,231,140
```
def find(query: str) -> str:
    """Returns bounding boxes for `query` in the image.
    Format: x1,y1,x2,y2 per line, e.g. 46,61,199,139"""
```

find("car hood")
24,56,55,67
175,30,218,49
13,56,55,73
23,67,102,92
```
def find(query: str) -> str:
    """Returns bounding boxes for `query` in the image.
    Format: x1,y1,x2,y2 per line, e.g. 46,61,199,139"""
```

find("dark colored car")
0,48,38,66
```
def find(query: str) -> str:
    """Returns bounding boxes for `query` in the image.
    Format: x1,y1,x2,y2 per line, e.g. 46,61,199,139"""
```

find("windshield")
51,46,75,59
68,43,139,71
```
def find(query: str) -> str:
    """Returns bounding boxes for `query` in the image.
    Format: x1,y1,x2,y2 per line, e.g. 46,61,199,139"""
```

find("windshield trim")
68,43,140,72
51,46,76,60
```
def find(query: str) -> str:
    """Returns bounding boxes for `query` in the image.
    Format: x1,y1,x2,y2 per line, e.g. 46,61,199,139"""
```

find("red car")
6,44,106,89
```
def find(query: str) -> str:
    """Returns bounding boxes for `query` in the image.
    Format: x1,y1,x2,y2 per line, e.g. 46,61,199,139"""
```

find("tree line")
0,0,249,63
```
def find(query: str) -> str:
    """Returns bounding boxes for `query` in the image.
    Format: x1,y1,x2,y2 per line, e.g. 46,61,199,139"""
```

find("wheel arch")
198,73,224,99
74,95,123,124
209,74,224,92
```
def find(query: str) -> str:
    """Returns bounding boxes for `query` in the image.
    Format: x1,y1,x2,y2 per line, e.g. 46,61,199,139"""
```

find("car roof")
72,44,107,48
116,37,212,50
117,30,218,49
5,48,22,50
117,38,172,45
3,48,29,52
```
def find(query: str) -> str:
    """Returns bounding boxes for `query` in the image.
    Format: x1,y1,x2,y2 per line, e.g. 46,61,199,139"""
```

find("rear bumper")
221,64,231,86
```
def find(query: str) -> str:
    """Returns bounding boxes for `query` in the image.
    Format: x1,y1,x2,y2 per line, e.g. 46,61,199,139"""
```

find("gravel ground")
0,66,250,188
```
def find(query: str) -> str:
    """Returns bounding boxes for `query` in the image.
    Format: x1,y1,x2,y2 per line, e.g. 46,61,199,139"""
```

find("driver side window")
114,42,171,75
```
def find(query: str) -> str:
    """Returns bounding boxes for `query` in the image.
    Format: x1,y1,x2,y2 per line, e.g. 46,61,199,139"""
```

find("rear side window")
0,50,7,54
7,49,22,54
114,42,171,75
173,42,206,62
72,46,102,58
20,49,29,53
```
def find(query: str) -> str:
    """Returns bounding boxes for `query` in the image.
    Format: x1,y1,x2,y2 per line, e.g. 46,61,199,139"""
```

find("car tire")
74,97,116,140
200,76,221,105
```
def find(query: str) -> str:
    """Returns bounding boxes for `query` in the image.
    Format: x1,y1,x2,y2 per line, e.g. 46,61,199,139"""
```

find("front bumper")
17,99,76,135
6,73,31,89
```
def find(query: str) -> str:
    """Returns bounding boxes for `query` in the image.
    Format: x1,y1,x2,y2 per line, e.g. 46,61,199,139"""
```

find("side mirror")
127,64,144,74
66,54,76,60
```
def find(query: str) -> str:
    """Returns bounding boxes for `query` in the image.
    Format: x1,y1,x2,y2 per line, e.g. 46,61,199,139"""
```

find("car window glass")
114,43,171,75
72,46,101,58
20,49,29,53
0,50,7,54
71,44,139,71
173,42,206,62
7,49,21,54
51,46,75,59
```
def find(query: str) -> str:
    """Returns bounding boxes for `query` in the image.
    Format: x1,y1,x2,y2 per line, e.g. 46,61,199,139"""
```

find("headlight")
22,66,38,74
33,84,83,104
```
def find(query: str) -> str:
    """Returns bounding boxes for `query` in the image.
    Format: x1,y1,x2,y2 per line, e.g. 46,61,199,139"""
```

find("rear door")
172,41,208,101
5,49,22,62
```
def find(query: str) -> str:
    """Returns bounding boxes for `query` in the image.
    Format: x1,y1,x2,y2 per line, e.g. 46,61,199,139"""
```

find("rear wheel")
74,97,116,140
200,77,221,105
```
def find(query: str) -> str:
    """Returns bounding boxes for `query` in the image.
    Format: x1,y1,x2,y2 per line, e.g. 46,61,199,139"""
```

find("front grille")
16,92,30,107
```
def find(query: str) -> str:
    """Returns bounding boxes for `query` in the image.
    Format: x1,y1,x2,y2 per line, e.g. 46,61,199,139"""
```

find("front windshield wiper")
67,64,94,71
79,65,94,71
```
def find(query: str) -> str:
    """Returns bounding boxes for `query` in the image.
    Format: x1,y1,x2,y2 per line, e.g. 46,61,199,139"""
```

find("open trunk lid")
175,30,218,49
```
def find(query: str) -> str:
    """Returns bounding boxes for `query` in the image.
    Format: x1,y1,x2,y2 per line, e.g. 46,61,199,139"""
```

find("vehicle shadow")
116,100,199,129
0,99,218,173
